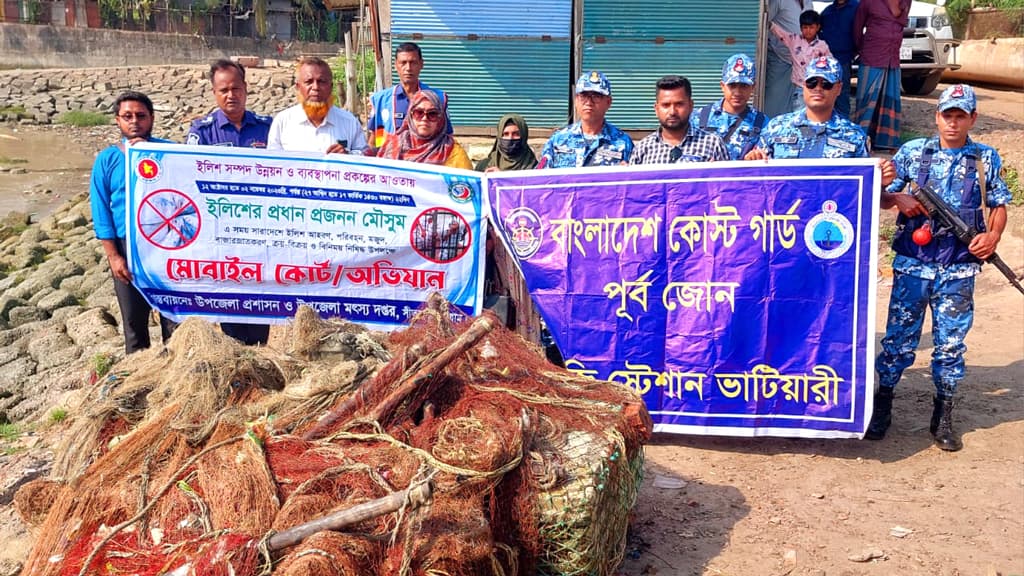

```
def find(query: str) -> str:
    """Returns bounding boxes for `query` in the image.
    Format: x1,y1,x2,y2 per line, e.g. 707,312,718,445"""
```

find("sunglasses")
804,78,835,90
118,112,150,121
411,108,442,121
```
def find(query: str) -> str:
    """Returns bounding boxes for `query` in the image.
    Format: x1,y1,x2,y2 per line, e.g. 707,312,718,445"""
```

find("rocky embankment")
0,196,122,428
0,64,298,140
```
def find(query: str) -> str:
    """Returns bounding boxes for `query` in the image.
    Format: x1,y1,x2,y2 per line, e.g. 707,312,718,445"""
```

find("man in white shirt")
268,56,368,154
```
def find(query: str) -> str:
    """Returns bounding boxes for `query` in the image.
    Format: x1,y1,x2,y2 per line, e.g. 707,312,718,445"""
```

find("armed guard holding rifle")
871,84,1014,451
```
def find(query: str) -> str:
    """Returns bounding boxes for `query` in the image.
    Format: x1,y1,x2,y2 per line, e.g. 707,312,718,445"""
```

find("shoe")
932,396,963,452
865,387,894,440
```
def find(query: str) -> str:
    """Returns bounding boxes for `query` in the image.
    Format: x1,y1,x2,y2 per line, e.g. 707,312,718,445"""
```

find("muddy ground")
0,83,1021,575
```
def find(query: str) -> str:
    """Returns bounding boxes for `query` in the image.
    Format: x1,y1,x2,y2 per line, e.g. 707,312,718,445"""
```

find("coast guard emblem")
504,207,542,260
803,200,854,260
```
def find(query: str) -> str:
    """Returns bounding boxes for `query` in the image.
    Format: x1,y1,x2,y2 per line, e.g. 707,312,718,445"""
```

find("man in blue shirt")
367,42,452,149
90,91,177,354
692,54,771,160
820,0,860,117
187,60,272,346
539,71,633,168
186,59,273,149
870,84,1011,451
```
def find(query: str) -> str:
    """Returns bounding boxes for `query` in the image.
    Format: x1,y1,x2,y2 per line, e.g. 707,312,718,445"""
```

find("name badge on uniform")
596,148,623,162
777,136,799,145
826,137,857,153
554,145,574,155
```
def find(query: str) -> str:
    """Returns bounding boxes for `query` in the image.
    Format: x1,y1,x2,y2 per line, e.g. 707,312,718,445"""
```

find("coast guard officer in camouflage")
692,54,771,160
187,59,273,149
186,59,272,345
746,55,869,160
870,84,1011,451
539,71,633,168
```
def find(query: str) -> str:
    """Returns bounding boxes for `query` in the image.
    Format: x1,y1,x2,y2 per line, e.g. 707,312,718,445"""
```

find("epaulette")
254,113,273,124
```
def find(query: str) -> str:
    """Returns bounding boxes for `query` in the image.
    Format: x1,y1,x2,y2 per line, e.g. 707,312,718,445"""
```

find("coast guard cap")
721,54,756,85
804,55,842,84
938,84,977,113
575,70,612,96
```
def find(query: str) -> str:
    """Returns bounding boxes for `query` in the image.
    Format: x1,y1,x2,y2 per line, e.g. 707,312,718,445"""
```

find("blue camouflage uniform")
540,70,633,168
693,53,771,161
757,109,869,159
876,88,1011,397
186,109,273,148
693,101,770,161
756,55,870,159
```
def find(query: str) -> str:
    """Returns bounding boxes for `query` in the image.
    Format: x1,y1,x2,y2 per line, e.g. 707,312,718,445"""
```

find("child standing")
771,10,833,112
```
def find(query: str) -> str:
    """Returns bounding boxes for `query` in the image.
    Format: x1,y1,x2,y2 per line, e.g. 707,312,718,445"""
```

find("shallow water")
0,127,95,219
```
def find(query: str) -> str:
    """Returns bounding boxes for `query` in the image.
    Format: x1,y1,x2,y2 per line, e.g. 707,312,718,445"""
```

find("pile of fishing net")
16,294,651,576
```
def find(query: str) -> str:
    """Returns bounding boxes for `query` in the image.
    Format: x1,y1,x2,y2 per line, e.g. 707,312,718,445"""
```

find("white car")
811,0,960,95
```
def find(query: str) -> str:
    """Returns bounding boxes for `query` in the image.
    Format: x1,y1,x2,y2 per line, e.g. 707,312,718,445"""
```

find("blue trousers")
876,271,975,398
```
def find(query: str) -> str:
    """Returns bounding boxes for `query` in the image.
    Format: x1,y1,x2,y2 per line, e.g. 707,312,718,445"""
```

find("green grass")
0,104,26,115
0,156,28,165
49,407,69,423
0,422,18,441
1004,166,1023,207
878,222,897,266
56,110,110,127
90,353,114,378
900,128,929,145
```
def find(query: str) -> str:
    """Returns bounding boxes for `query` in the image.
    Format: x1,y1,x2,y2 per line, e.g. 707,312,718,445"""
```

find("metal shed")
577,0,765,130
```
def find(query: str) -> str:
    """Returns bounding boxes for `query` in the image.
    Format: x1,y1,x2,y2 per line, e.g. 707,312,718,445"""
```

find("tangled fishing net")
18,294,651,576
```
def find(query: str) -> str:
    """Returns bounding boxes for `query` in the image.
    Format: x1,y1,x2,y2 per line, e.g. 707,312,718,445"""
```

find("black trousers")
112,238,177,354
221,322,270,345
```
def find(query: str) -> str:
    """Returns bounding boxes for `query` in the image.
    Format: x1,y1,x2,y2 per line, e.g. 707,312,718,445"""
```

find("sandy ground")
0,83,1021,574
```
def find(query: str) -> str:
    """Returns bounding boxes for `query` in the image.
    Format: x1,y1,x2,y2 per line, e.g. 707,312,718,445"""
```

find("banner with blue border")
126,143,485,329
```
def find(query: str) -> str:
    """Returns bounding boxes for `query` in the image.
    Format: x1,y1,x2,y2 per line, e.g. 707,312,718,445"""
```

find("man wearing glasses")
745,55,869,160
89,91,177,354
267,56,367,154
631,75,729,165
538,71,633,169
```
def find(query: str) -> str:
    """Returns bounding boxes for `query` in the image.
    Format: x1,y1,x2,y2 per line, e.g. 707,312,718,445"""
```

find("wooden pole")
344,30,357,112
367,313,497,426
267,481,432,551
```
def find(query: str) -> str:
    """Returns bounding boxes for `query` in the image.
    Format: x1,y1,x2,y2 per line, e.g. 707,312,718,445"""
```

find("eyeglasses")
804,78,835,90
118,112,150,121
577,92,606,103
669,148,682,162
411,108,442,121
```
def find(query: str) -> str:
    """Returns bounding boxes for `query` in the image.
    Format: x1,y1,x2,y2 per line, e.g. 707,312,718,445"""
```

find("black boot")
930,396,942,435
865,386,894,440
932,396,962,452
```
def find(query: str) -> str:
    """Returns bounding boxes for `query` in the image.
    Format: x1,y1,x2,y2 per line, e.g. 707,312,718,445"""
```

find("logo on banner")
448,181,474,203
137,158,161,182
804,200,854,259
504,207,542,259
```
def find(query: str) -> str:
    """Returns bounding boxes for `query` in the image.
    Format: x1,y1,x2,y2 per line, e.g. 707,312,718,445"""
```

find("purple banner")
486,161,880,438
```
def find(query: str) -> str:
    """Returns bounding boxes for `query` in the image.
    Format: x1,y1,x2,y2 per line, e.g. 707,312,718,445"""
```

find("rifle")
912,184,1024,295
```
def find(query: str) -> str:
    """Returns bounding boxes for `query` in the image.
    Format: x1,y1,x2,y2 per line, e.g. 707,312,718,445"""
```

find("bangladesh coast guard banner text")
487,161,879,438
126,143,486,329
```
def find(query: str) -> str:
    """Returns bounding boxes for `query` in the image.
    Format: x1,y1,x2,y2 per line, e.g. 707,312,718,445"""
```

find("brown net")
20,301,650,576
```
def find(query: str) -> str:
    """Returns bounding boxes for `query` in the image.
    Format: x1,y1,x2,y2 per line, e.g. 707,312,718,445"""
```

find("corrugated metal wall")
579,0,763,130
390,0,573,130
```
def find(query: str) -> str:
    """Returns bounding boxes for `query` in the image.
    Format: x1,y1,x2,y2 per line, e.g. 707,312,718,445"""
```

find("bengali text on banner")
486,160,880,438
125,143,486,328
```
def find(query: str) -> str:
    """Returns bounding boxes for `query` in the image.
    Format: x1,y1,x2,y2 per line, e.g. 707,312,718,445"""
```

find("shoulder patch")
185,132,200,145
255,114,273,124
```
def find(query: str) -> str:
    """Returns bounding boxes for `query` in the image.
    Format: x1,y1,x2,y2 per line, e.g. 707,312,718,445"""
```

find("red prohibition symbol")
137,189,202,250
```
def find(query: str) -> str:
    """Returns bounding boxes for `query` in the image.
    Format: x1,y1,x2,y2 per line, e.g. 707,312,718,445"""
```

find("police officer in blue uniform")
186,59,272,346
692,54,771,161
870,84,1011,451
539,71,633,169
187,59,273,149
746,55,870,160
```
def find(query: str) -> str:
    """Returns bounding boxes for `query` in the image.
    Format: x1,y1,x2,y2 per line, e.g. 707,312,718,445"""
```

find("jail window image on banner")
486,160,880,438
125,143,486,330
